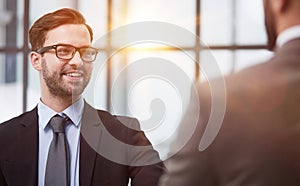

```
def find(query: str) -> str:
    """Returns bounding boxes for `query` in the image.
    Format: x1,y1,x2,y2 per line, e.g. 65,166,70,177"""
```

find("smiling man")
0,8,164,186
32,19,94,110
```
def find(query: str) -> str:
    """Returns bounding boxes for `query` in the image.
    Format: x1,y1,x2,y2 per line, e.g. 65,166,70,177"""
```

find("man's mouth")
62,70,84,81
65,72,82,77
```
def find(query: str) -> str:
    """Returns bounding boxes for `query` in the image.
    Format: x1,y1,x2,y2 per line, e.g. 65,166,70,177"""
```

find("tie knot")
49,115,69,133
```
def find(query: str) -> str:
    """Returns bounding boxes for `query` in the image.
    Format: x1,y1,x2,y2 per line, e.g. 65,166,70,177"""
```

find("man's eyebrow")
53,43,92,48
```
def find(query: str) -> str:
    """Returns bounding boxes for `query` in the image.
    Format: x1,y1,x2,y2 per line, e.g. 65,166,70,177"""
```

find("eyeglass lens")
56,45,97,62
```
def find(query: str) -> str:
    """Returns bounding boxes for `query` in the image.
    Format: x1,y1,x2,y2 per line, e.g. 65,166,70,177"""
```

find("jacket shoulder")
96,109,139,129
0,107,37,131
0,107,37,153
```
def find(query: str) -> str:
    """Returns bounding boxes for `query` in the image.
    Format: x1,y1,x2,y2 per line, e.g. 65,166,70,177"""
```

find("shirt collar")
276,25,300,48
38,97,84,130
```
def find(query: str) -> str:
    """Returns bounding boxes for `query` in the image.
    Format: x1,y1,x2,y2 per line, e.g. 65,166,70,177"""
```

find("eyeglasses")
36,44,99,62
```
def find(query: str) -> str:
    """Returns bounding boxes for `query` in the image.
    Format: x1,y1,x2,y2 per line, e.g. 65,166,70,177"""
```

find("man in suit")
160,0,300,185
0,8,164,186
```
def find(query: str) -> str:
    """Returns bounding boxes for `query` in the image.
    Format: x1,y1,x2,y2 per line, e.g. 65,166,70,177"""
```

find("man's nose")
68,51,83,66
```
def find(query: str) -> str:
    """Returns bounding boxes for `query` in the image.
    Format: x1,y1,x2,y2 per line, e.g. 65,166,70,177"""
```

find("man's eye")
58,47,72,55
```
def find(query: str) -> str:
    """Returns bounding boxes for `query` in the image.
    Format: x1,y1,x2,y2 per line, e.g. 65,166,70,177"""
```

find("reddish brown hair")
29,8,93,51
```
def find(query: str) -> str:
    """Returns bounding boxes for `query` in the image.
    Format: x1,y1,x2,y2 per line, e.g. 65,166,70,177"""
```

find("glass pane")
200,50,233,81
30,0,75,21
201,0,233,45
114,50,196,159
16,0,24,47
126,0,195,32
234,50,274,72
0,24,4,48
236,0,267,45
0,1,11,47
122,0,196,47
0,52,23,122
0,53,4,83
199,50,274,81
78,0,107,40
0,0,23,48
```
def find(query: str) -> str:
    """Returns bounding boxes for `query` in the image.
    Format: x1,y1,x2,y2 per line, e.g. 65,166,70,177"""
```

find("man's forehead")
44,24,91,46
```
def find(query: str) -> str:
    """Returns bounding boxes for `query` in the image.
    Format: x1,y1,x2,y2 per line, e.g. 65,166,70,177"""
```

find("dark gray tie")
45,115,70,186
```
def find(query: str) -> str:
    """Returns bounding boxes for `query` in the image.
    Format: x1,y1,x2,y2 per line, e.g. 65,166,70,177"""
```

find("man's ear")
30,51,42,71
273,0,289,13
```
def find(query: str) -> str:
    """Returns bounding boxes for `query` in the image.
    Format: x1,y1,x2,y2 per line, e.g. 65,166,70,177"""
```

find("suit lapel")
79,103,103,186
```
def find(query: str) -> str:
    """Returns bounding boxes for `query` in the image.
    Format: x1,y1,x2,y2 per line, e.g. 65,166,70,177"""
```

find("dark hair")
29,8,93,51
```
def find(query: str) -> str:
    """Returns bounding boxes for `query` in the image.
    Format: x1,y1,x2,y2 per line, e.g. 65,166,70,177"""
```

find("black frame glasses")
36,44,99,62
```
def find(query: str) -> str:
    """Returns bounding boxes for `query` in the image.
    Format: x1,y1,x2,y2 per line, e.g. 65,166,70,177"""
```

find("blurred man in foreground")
160,0,300,185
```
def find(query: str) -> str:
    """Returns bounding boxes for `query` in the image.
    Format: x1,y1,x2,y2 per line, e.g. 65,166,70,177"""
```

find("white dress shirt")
37,97,84,186
276,25,300,48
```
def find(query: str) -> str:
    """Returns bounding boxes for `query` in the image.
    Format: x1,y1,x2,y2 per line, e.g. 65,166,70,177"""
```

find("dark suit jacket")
160,38,300,186
0,102,164,186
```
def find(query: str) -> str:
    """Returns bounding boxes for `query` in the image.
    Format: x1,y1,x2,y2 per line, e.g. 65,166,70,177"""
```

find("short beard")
41,58,90,100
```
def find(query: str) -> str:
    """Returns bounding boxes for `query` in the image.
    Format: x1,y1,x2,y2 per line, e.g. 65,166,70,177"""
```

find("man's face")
40,24,93,99
263,0,277,50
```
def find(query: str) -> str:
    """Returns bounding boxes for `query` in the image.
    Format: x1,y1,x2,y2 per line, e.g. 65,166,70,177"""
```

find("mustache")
60,66,86,74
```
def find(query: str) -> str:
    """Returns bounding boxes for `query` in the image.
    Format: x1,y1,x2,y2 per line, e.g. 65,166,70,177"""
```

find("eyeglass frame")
36,44,99,62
